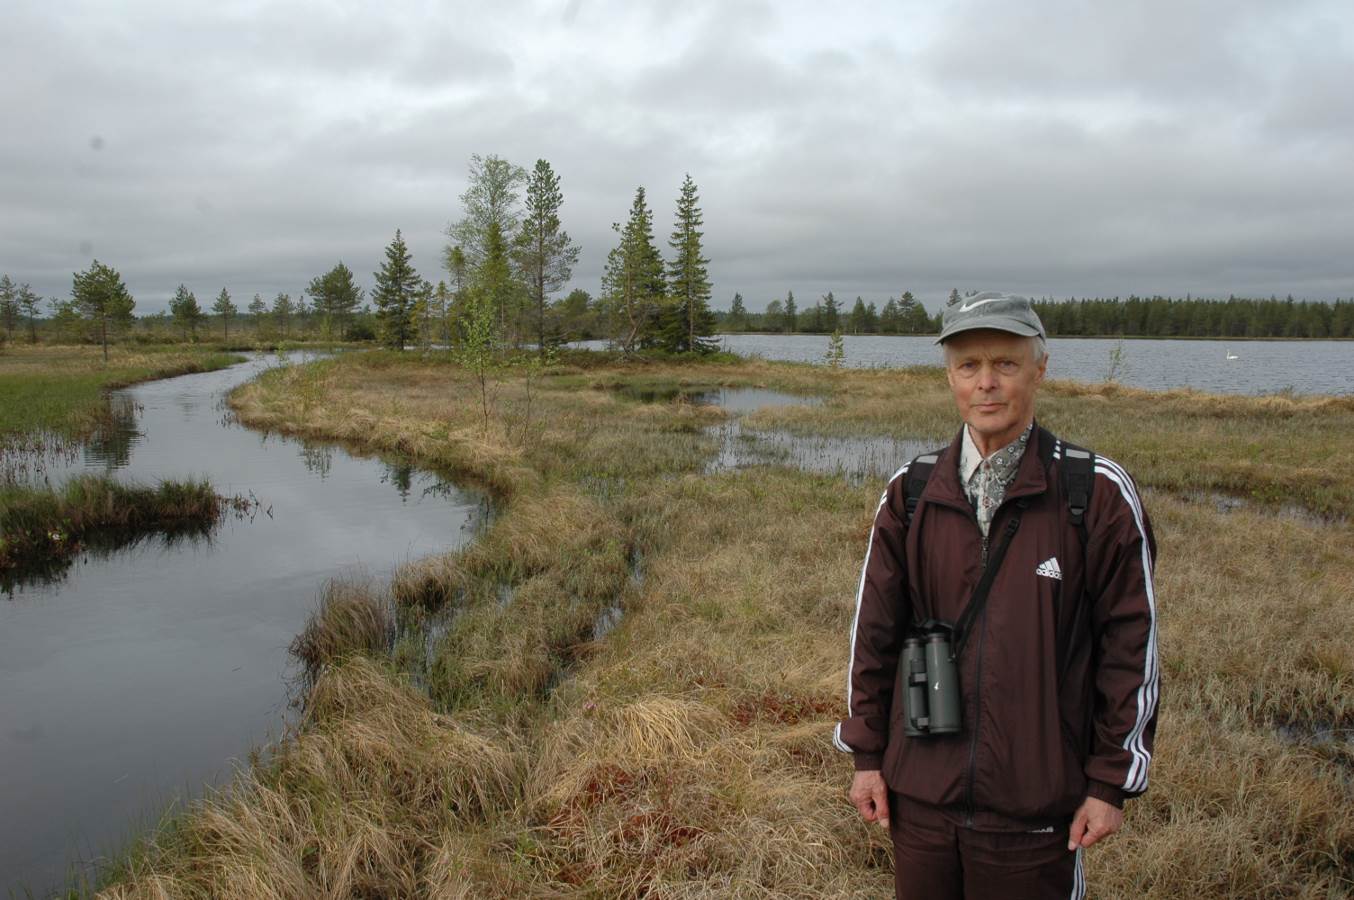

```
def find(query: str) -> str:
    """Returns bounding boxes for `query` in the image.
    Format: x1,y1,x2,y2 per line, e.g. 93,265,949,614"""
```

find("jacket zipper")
923,489,1039,827
927,494,989,826
966,531,989,827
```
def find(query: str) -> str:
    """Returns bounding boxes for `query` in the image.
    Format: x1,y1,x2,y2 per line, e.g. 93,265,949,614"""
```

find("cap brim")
935,318,1044,344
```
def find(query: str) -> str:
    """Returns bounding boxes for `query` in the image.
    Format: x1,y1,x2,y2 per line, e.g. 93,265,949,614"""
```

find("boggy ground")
100,350,1354,898
0,344,245,441
0,345,249,584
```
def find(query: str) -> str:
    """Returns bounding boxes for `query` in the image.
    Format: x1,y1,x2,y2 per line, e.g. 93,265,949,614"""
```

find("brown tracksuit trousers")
889,796,1082,900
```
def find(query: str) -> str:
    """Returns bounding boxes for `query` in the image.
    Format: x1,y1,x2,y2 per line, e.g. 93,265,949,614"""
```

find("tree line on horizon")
4,228,1353,355
0,154,723,356
713,290,1354,340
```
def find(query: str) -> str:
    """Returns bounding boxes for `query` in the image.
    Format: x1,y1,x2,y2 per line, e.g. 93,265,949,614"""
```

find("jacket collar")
923,420,1051,510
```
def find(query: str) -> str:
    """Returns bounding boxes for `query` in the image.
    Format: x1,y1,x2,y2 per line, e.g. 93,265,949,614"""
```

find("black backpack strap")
1036,425,1094,541
1059,442,1095,546
903,450,943,527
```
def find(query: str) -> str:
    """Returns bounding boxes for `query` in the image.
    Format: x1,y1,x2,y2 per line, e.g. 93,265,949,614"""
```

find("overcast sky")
2,0,1352,314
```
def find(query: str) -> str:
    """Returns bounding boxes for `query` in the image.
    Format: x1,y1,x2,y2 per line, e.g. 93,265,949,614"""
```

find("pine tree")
17,283,41,343
659,174,717,353
554,288,594,342
824,330,846,368
307,262,363,340
513,159,579,356
372,229,422,350
247,294,268,332
169,284,203,340
270,293,294,337
601,187,665,352
72,260,135,361
212,288,237,340
784,291,797,333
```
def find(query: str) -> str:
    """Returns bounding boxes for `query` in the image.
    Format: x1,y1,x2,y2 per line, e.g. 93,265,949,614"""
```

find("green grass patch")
0,345,245,440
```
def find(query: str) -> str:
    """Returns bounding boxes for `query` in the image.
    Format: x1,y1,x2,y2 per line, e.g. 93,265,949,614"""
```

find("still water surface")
582,335,1352,396
1,355,485,896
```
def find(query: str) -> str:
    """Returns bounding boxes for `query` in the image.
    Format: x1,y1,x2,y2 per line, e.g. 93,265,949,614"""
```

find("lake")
581,335,1352,396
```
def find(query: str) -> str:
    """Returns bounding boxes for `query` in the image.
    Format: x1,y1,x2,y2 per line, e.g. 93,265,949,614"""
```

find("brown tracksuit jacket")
835,425,1159,829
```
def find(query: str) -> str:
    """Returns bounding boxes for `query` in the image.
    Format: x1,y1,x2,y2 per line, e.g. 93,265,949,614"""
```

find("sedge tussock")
102,658,520,898
288,576,395,687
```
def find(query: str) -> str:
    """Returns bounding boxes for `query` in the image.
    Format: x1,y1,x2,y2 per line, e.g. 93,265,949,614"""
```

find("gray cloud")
1,0,1351,315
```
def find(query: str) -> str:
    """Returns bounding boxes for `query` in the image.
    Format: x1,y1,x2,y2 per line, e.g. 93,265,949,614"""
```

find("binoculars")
901,630,962,736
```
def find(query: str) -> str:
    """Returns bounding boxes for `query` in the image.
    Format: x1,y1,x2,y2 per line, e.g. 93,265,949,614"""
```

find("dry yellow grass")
97,350,1354,898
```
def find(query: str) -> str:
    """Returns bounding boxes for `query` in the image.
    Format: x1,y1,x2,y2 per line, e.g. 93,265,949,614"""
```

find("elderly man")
835,293,1159,899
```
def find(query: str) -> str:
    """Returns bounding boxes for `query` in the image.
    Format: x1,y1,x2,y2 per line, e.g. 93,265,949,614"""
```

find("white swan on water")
1225,349,1240,361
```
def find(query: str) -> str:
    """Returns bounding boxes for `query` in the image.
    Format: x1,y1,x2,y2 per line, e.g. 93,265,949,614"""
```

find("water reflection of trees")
1,526,215,599
84,395,142,471
299,444,333,478
381,461,414,500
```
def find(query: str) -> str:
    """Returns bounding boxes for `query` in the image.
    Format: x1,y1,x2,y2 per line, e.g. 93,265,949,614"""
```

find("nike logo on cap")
957,296,1008,313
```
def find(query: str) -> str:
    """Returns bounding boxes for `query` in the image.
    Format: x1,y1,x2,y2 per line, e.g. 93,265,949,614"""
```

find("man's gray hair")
1031,335,1047,362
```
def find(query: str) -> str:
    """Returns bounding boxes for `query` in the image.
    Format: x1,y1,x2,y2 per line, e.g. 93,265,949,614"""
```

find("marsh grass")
0,476,225,577
98,351,1354,898
0,345,245,440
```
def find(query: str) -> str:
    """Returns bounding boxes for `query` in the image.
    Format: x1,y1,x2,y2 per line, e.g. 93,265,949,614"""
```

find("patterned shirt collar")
958,422,1033,537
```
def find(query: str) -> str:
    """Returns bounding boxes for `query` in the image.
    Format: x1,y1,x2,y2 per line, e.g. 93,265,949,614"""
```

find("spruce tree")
784,291,797,333
849,296,868,333
728,292,747,331
601,187,665,352
0,275,16,340
659,174,717,353
822,291,840,332
880,297,900,333
212,288,237,340
372,229,421,350
513,159,579,356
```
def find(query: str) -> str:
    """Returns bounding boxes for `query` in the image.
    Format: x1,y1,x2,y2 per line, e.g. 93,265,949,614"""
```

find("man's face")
943,329,1047,454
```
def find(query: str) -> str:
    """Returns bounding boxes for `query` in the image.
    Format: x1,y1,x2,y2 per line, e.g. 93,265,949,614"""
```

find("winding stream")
1,354,487,897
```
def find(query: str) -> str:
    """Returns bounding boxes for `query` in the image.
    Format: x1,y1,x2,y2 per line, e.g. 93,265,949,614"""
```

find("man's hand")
1067,795,1123,850
849,769,890,829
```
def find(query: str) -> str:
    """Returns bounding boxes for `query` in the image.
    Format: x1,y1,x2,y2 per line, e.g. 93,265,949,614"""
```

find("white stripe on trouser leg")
1069,846,1084,900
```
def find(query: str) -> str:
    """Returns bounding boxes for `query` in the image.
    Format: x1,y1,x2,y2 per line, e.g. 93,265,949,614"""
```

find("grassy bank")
98,350,1354,898
0,476,229,577
0,344,245,442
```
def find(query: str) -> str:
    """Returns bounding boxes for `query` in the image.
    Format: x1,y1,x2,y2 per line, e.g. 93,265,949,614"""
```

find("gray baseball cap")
935,291,1047,344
